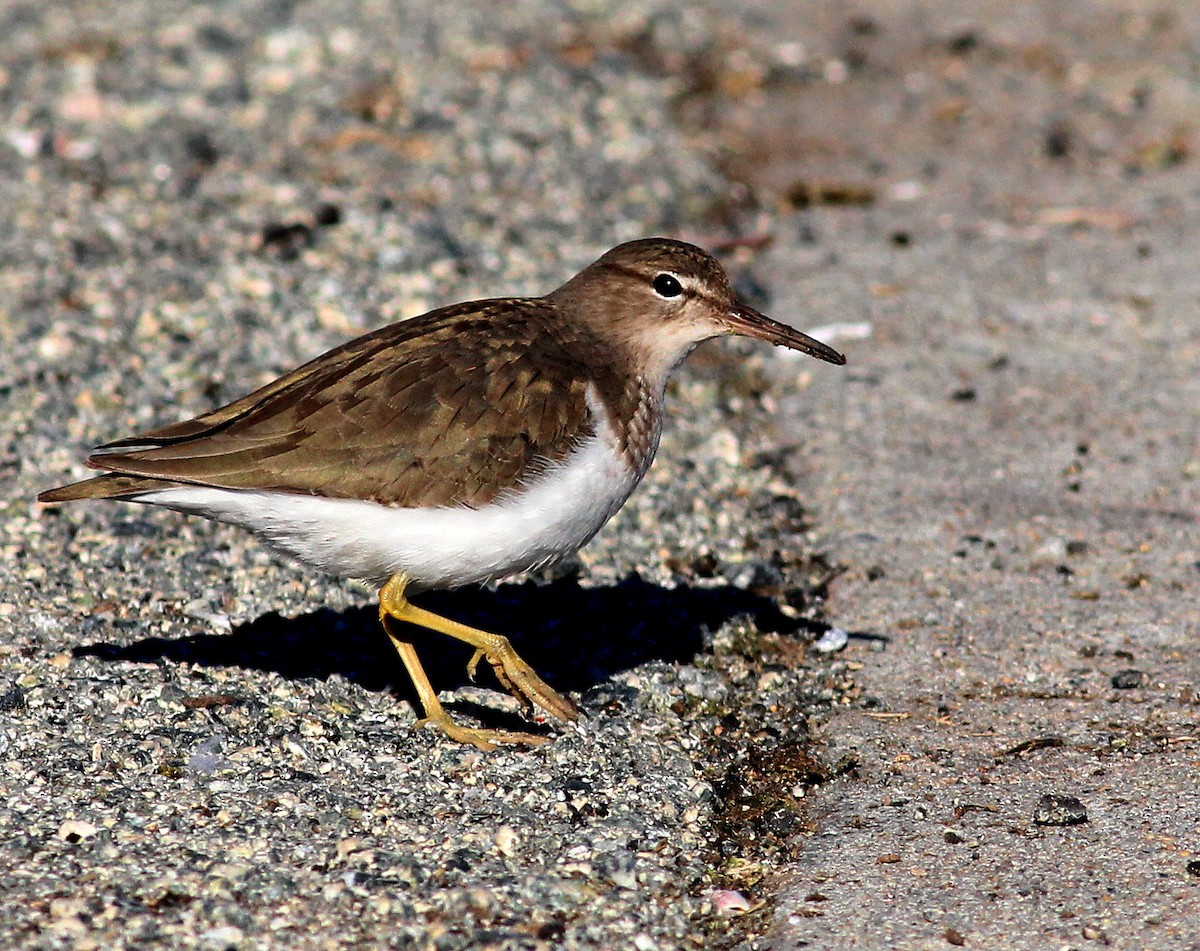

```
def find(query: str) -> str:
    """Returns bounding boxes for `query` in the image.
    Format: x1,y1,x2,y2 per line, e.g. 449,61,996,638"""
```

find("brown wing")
73,299,596,508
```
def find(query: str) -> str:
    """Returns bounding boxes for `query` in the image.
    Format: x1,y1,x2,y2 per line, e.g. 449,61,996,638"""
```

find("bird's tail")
38,474,174,504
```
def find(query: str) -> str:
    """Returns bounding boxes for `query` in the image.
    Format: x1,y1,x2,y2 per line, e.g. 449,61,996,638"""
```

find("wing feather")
82,299,598,508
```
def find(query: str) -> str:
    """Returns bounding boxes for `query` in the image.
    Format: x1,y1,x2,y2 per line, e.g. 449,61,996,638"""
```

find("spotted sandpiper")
39,238,845,750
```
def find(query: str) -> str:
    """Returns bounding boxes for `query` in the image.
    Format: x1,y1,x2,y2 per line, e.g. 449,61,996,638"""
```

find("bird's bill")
724,303,847,365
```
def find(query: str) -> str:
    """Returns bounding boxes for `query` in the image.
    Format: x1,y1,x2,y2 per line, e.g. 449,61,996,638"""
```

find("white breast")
134,390,656,589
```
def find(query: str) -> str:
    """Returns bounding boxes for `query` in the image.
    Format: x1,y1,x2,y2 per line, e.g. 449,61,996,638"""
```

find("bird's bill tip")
725,304,847,366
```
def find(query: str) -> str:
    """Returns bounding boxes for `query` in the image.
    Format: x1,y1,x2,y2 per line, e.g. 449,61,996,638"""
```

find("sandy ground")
724,3,1200,948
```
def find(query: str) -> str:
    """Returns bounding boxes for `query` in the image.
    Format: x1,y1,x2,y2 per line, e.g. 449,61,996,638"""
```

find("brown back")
84,299,610,508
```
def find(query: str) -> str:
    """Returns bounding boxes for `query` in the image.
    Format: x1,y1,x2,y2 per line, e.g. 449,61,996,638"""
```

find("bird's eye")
652,273,683,298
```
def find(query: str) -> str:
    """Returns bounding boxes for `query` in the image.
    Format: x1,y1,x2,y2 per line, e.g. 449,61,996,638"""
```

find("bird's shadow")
73,574,809,704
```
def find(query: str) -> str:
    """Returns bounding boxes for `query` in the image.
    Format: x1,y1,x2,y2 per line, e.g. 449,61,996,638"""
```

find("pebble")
1032,794,1089,826
1111,669,1146,689
813,627,850,653
710,889,753,916
56,819,99,843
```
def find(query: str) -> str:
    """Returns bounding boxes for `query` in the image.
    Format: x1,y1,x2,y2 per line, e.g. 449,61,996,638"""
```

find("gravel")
1,2,849,948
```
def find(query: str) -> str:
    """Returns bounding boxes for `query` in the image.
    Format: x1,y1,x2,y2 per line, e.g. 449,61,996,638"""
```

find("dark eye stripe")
652,273,683,298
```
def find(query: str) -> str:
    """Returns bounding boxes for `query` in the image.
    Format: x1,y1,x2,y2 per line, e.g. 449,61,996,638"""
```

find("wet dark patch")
677,614,861,949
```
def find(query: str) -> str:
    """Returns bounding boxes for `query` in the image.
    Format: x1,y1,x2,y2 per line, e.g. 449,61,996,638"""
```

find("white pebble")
813,627,850,653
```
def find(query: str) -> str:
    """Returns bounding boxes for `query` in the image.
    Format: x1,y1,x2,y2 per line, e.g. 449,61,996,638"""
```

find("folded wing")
39,300,595,509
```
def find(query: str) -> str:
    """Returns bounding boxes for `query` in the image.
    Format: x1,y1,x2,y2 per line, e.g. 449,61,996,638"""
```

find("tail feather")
37,474,175,504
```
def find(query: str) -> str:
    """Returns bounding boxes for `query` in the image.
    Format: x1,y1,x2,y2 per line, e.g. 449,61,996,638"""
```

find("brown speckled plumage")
40,238,844,510
48,301,608,507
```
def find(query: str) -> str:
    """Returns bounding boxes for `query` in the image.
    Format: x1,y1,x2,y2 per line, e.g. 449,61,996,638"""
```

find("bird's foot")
380,573,577,747
415,711,552,752
467,642,578,723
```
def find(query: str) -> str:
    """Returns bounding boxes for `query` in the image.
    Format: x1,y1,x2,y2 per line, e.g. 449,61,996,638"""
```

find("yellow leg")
378,573,577,750
382,625,551,751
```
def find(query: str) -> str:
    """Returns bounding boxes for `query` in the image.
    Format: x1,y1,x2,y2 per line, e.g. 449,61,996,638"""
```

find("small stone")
701,429,741,466
1111,669,1146,689
37,329,73,361
1032,537,1068,562
56,819,99,843
49,897,86,920
199,925,244,949
1032,794,1088,826
187,738,226,774
336,837,364,860
0,686,25,711
710,889,752,916
494,825,519,857
313,203,342,227
595,848,637,889
812,627,849,653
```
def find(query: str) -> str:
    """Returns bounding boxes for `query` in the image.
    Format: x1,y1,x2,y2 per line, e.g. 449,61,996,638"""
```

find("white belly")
135,412,649,589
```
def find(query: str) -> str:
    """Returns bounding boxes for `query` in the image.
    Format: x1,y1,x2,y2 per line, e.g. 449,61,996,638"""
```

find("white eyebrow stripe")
681,275,725,306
